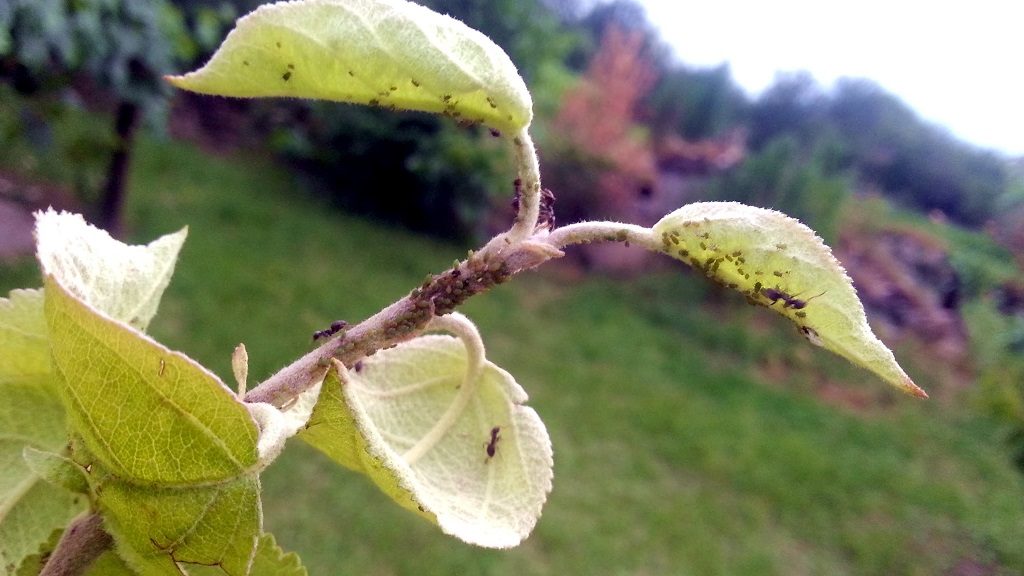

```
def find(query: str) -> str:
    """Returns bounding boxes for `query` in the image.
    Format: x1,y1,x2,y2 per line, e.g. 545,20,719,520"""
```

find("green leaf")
301,333,553,548
44,276,260,485
167,0,533,133
187,533,307,576
96,469,261,576
653,202,927,397
35,209,187,332
83,550,138,576
0,289,85,576
0,289,48,379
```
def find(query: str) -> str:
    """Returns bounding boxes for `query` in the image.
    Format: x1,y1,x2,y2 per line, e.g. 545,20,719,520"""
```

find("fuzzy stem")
244,240,560,407
545,221,657,252
40,512,112,576
507,129,542,242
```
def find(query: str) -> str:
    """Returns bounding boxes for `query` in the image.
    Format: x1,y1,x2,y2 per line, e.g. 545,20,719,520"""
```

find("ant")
312,320,348,342
484,426,501,462
761,287,825,310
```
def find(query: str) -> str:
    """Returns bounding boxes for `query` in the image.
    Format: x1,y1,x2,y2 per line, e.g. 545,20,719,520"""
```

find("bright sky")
638,0,1024,156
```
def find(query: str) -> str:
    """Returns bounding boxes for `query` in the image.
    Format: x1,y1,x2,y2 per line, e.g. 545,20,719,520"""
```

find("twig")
40,512,112,576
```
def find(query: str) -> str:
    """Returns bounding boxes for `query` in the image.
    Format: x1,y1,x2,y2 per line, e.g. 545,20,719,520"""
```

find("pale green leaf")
0,290,84,576
0,289,48,379
0,464,84,576
44,276,259,485
35,209,187,332
12,527,62,576
97,470,261,576
167,0,533,133
653,202,926,397
301,335,553,548
83,550,138,576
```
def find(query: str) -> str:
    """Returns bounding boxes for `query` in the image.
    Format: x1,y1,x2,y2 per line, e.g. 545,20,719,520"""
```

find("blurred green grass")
3,135,1024,575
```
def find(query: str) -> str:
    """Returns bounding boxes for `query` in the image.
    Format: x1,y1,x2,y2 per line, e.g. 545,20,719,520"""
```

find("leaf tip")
907,380,929,399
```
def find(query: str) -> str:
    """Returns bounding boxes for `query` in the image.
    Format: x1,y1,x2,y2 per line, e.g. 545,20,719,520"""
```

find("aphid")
354,360,364,373
761,288,825,310
484,426,501,462
282,71,292,81
411,78,420,87
783,291,825,310
312,320,348,342
159,359,166,376
800,326,824,347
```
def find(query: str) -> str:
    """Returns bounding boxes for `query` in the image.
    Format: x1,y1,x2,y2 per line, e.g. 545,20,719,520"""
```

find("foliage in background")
0,0,236,235
545,23,657,226
746,74,1012,227
258,0,580,241
709,135,850,244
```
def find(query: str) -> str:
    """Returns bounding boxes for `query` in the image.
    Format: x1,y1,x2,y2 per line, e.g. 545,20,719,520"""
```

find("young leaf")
35,209,187,332
653,202,926,397
167,0,533,133
301,335,553,549
22,448,89,495
44,276,260,485
96,469,261,576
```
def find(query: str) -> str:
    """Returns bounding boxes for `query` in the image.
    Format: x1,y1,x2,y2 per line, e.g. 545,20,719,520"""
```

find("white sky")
638,0,1024,156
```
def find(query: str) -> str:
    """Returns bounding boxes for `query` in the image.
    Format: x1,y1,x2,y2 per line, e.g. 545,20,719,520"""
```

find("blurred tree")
709,134,850,243
747,72,824,149
547,23,657,225
744,75,1011,228
646,63,748,141
828,79,1009,226
0,0,197,236
264,0,581,241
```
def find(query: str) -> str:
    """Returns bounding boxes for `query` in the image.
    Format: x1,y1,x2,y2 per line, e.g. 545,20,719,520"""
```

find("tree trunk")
98,100,140,238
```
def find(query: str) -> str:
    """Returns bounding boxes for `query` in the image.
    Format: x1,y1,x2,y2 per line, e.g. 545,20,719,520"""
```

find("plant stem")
244,239,562,407
40,512,112,576
546,221,657,251
507,129,542,242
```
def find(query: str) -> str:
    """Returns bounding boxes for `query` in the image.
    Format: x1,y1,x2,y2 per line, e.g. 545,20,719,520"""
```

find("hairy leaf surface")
168,0,533,133
96,470,261,576
44,277,260,484
35,209,186,332
188,533,308,576
301,335,553,548
653,202,925,397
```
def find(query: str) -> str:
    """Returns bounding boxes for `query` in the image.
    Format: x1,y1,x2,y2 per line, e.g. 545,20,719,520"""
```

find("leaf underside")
301,335,553,548
167,0,533,133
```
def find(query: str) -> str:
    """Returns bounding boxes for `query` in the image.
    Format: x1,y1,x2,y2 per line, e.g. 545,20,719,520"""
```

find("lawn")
3,135,1023,575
